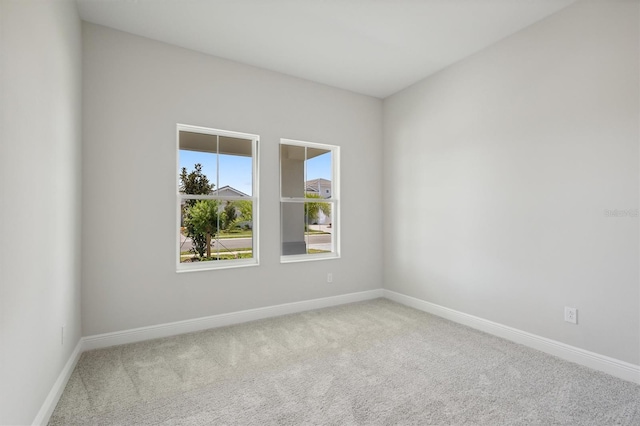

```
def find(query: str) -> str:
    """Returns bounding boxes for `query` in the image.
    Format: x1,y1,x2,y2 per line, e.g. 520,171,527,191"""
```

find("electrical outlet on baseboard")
564,307,577,324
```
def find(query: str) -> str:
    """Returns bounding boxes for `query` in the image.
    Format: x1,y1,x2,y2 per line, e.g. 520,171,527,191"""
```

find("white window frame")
280,138,340,263
177,123,259,272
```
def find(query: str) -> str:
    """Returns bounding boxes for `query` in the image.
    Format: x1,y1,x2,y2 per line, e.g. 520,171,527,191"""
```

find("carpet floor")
50,299,640,425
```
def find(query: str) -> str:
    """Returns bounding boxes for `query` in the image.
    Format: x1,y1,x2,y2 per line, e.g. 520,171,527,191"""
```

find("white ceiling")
76,0,577,98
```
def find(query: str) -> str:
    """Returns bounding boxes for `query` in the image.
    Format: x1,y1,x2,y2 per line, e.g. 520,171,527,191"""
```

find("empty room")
1,0,639,424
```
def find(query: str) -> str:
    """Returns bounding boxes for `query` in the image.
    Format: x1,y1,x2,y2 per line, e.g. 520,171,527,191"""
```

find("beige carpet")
50,299,640,425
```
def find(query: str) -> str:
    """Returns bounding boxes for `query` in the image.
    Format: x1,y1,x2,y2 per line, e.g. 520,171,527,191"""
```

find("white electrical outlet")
564,307,577,324
61,326,65,345
327,273,333,283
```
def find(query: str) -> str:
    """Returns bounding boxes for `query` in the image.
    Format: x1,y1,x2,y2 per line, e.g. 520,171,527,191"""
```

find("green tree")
234,200,253,228
222,201,237,231
180,164,216,259
219,200,253,231
305,193,331,226
183,200,220,259
179,163,214,206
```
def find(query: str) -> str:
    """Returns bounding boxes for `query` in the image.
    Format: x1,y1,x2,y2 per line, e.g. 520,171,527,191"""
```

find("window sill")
280,252,340,264
176,258,259,273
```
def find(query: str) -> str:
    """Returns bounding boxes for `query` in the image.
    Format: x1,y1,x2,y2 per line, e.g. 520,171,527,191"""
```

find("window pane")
179,149,217,195
180,198,254,262
218,137,253,196
179,198,221,263
305,149,332,199
280,144,306,198
179,131,218,195
212,199,254,260
281,202,306,255
305,201,333,254
281,201,333,256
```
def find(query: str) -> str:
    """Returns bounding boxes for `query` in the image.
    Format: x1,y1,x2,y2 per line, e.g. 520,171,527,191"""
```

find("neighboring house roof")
306,178,331,188
180,185,250,202
305,178,331,198
215,185,250,197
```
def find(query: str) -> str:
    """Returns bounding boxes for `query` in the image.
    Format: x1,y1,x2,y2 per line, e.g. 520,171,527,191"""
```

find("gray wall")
383,0,639,365
81,23,383,336
0,0,83,424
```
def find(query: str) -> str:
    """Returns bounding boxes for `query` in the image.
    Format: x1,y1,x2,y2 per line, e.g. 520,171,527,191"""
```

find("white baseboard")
82,289,384,351
383,289,640,384
32,339,83,426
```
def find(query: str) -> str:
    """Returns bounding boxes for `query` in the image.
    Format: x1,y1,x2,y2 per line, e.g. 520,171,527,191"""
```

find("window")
280,139,339,262
177,124,258,271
